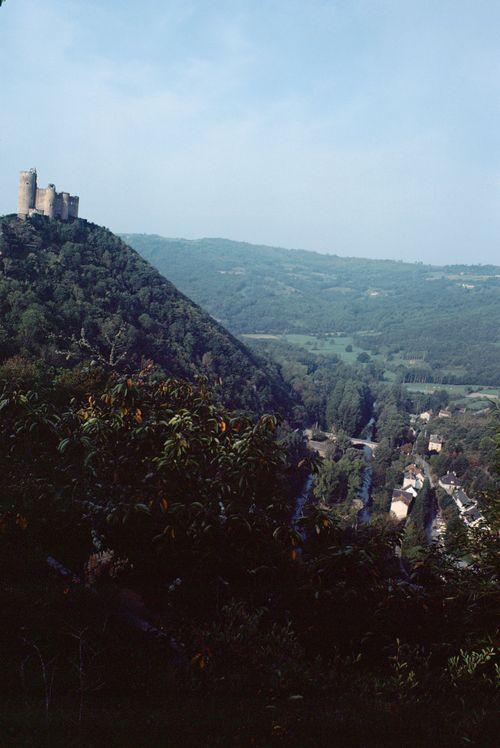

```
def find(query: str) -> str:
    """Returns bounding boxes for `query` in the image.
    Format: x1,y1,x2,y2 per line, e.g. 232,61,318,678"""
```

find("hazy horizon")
1,0,499,264
121,230,500,269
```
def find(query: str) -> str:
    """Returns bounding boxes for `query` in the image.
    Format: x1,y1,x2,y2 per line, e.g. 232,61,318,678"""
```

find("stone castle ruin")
18,168,79,220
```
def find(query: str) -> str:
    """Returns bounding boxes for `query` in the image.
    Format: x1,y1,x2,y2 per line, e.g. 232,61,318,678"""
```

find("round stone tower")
60,192,70,220
44,184,56,219
17,168,37,217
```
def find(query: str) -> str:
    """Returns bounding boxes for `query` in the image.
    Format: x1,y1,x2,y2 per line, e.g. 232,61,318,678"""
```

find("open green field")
283,333,409,376
244,332,426,382
404,383,500,397
243,333,499,396
242,332,370,364
284,334,363,363
240,333,281,340
404,384,500,410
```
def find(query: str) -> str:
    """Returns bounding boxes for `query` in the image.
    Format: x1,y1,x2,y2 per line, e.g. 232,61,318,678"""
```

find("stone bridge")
304,428,378,457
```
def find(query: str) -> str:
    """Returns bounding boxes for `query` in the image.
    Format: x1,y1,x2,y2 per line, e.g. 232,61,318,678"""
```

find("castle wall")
35,187,48,214
68,196,79,218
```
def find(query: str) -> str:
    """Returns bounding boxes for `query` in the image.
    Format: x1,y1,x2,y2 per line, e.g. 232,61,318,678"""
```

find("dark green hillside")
123,234,500,386
0,216,291,413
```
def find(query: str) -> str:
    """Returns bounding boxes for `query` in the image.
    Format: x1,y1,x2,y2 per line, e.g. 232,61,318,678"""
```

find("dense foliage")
0,216,291,414
124,234,500,386
244,337,376,433
312,443,364,523
1,372,498,745
402,480,436,557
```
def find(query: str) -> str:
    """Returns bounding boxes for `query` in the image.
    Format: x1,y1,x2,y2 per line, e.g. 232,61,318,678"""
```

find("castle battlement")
18,168,79,220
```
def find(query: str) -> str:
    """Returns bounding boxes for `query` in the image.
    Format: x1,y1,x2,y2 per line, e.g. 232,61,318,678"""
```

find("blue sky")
1,0,499,263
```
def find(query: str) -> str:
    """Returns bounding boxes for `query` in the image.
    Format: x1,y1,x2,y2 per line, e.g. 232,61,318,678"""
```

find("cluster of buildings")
408,411,448,453
418,408,451,423
410,411,446,453
414,411,447,453
438,472,484,528
390,463,426,520
397,410,487,538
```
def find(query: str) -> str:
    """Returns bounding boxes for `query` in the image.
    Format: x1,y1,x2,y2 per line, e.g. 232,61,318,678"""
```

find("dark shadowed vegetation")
1,370,498,746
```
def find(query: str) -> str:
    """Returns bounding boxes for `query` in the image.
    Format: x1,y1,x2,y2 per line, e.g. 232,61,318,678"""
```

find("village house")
390,489,415,520
402,472,422,490
462,506,483,527
428,434,443,453
472,408,491,417
402,464,425,491
438,409,452,419
452,489,484,528
404,463,422,475
419,411,432,422
438,472,462,494
453,489,476,514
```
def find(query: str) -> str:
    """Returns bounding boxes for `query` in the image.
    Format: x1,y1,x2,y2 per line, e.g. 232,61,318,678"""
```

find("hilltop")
122,234,500,387
0,216,291,413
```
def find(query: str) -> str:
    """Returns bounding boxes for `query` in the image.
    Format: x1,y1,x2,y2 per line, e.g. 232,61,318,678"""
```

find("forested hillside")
123,234,500,386
0,216,291,413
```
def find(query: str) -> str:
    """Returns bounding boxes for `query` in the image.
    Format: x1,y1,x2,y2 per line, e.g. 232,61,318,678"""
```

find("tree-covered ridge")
0,216,291,414
123,234,500,386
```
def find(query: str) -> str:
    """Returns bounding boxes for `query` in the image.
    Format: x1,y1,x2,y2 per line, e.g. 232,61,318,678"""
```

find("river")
356,415,376,524
293,412,376,532
291,473,314,540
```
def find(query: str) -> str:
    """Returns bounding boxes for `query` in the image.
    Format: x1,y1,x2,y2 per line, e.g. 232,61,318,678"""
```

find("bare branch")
52,323,130,369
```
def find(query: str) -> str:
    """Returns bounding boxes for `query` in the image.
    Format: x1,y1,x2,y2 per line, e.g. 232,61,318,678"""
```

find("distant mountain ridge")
122,234,500,386
0,216,292,413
